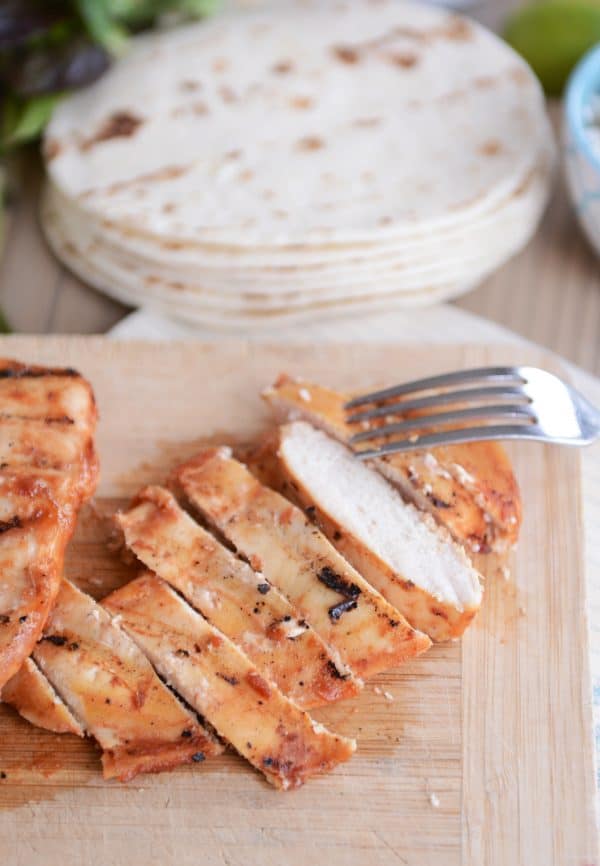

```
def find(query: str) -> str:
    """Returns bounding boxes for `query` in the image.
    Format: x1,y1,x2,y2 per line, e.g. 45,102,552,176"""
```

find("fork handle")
577,390,600,440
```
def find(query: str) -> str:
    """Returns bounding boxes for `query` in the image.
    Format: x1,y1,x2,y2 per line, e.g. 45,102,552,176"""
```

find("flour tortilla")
42,192,536,317
40,220,481,330
44,126,554,270
43,144,552,278
45,0,551,247
41,158,551,301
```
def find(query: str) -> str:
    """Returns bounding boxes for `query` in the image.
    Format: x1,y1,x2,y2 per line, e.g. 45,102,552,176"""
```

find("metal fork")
345,366,600,459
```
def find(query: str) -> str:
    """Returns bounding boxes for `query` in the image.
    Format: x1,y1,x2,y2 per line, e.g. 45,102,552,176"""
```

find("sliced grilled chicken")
263,375,521,554
275,422,483,642
173,449,431,678
103,573,356,790
2,657,84,736
116,486,359,708
31,579,221,781
0,360,98,688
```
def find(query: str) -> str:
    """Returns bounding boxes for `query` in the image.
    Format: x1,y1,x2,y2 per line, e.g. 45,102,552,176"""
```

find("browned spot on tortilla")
225,149,242,160
509,66,530,86
179,79,202,92
213,57,229,73
272,60,294,74
80,111,144,151
262,189,274,200
442,19,472,41
431,606,449,620
474,75,496,90
332,45,360,64
239,169,254,182
439,88,466,103
297,136,325,151
144,275,160,286
390,52,418,68
44,138,62,161
379,216,393,226
273,209,288,219
162,203,176,214
101,164,189,197
192,101,209,115
354,116,381,128
290,96,314,110
361,170,374,182
219,85,237,104
479,139,502,157
63,241,77,256
169,281,185,291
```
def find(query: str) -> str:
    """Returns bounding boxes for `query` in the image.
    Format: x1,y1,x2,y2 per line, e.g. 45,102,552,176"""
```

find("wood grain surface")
0,337,595,866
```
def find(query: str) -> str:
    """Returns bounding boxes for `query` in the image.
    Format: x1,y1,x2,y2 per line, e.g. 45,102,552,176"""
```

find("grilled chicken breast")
263,375,521,554
104,573,356,790
173,449,431,678
0,360,98,689
2,657,84,736
30,579,221,781
116,486,359,708
276,422,483,642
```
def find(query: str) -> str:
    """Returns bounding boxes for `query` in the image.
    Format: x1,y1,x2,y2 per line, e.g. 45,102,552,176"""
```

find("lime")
504,0,600,95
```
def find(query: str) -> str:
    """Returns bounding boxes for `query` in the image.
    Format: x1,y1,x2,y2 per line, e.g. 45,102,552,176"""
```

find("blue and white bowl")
564,43,600,256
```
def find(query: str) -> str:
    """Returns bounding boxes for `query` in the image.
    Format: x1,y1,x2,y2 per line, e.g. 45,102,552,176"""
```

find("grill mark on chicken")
0,515,21,533
328,598,359,621
317,566,361,599
0,364,79,380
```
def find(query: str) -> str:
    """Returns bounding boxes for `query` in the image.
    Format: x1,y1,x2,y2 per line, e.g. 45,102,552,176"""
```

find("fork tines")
345,366,536,458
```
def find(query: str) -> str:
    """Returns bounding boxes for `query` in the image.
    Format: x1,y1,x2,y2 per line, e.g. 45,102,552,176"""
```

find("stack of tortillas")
41,0,555,330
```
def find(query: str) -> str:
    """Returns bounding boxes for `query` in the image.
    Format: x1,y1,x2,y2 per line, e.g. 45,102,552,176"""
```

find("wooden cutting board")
0,337,596,866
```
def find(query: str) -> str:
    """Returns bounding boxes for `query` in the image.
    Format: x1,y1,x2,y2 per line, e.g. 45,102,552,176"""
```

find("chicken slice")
275,422,483,642
0,360,98,688
116,486,359,708
173,448,431,679
263,375,521,554
31,580,221,781
2,657,84,736
103,573,356,790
